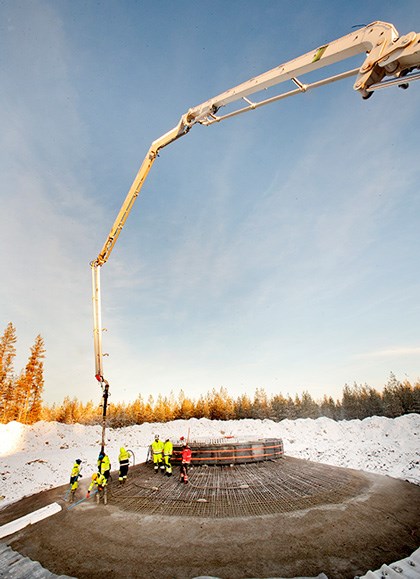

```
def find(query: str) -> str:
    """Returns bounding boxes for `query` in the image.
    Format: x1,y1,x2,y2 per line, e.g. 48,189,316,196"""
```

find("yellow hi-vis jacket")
163,440,173,456
151,439,164,456
88,473,107,492
97,454,111,474
70,462,81,490
119,447,130,465
70,462,81,478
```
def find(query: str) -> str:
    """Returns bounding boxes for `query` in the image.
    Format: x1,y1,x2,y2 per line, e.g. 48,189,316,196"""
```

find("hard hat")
155,434,159,440
76,459,81,464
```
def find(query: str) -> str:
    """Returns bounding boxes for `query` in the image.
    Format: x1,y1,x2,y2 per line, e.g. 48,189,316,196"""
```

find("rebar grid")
109,457,367,518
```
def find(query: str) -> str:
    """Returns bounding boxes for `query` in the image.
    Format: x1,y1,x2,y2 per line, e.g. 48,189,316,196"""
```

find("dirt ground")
1,462,419,579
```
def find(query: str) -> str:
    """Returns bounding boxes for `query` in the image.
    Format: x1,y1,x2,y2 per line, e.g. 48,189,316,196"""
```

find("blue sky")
1,0,419,405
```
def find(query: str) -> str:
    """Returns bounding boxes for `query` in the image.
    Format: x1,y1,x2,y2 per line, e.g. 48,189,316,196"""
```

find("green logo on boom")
312,45,328,63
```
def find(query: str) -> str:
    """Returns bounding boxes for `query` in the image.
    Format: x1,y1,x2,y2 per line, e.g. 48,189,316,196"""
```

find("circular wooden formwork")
172,437,284,466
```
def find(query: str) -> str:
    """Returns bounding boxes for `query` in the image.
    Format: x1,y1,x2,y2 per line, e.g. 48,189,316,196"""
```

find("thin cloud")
358,347,420,359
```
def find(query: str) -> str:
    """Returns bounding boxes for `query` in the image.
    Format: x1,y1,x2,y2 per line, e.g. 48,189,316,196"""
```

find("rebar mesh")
109,456,367,518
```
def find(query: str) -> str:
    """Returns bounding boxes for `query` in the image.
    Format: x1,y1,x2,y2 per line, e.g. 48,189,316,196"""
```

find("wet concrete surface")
0,457,419,579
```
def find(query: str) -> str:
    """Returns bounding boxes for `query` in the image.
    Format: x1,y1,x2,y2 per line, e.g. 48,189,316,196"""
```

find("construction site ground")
0,456,419,579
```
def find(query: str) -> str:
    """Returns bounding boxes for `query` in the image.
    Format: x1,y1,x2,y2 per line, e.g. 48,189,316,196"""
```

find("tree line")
0,322,45,424
42,377,420,427
1,323,419,426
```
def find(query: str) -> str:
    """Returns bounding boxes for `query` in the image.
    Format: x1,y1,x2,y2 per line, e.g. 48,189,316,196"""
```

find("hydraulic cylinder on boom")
91,21,420,449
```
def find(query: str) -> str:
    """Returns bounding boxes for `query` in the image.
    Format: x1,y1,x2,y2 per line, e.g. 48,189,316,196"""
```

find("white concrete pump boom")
91,21,420,446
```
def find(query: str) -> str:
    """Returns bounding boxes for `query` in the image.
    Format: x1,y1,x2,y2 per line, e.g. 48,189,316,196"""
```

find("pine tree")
412,381,420,414
57,396,76,423
108,401,131,428
341,383,363,419
176,390,195,419
366,385,384,417
399,380,417,414
9,373,30,422
208,387,234,420
382,372,404,418
252,388,270,419
143,394,155,423
81,399,101,425
299,391,320,419
355,384,373,419
293,394,302,418
285,395,298,419
0,322,17,422
234,393,253,419
19,334,46,424
154,394,170,423
319,395,337,419
270,393,288,421
195,394,211,418
130,395,146,424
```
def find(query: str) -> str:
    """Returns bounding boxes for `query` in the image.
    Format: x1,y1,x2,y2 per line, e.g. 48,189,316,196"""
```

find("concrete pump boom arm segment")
91,21,420,443
184,20,420,126
92,21,420,271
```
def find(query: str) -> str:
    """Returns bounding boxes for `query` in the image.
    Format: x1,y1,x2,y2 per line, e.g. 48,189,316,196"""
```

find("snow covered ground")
1,414,419,508
0,414,419,578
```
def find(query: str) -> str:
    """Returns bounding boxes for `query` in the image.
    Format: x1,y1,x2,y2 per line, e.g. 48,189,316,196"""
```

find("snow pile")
276,415,420,483
0,414,419,509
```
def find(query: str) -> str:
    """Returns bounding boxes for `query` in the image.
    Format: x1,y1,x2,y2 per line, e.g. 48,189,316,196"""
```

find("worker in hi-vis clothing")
118,446,131,484
97,451,111,481
163,438,173,476
151,434,165,473
69,459,82,502
86,472,108,504
180,443,192,484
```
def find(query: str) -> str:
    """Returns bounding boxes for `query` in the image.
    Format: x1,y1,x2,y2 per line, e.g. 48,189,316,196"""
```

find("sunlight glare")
0,421,24,457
